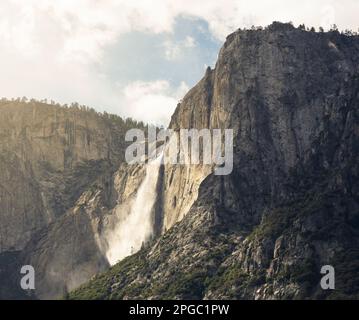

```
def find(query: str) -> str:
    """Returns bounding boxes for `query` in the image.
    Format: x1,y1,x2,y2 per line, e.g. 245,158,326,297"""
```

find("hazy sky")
0,0,358,125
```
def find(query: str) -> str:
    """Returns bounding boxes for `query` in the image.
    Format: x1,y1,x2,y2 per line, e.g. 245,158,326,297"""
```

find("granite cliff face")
70,23,359,300
1,22,359,300
0,101,150,299
0,101,131,253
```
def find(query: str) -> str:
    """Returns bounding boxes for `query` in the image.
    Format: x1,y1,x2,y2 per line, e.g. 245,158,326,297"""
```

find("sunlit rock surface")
70,23,359,300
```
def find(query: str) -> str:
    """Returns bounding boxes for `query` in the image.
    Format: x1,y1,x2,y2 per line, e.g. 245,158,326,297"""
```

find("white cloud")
162,36,196,61
121,80,189,125
0,0,359,124
184,36,196,48
1,0,358,64
163,40,182,61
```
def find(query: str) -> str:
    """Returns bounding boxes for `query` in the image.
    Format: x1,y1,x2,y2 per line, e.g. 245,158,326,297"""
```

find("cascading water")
105,154,163,265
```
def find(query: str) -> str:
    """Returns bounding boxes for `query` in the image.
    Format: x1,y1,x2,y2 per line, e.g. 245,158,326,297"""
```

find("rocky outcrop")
0,101,148,299
2,22,359,300
0,101,136,253
69,23,359,300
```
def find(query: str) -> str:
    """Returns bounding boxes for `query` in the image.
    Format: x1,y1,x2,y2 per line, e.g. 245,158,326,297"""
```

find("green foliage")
161,269,207,299
328,249,359,298
0,97,148,132
68,248,150,300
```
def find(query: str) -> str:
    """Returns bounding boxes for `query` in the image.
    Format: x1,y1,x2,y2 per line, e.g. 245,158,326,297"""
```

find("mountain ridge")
0,22,358,300
0,100,148,299
69,22,359,300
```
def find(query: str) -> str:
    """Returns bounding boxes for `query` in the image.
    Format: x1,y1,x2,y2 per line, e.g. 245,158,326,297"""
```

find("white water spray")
105,154,163,265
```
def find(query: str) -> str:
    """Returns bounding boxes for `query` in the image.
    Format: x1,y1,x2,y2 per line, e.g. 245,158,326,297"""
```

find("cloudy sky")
0,0,358,125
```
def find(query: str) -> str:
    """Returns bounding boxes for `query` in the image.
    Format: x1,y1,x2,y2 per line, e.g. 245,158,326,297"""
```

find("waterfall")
105,154,163,265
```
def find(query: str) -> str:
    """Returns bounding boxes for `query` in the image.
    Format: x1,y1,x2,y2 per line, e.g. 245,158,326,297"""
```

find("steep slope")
0,100,148,299
0,100,140,252
70,23,359,300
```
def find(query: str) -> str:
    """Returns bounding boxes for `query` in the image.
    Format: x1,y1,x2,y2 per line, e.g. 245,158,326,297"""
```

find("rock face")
0,101,133,253
0,101,148,299
70,23,359,300
2,22,359,300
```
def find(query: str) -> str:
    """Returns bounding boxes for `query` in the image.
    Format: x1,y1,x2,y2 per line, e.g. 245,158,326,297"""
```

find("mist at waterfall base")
105,155,163,265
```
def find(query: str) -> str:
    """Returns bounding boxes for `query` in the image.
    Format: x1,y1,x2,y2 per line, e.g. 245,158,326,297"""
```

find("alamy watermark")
20,265,35,290
18,264,336,293
125,126,234,176
320,265,335,290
